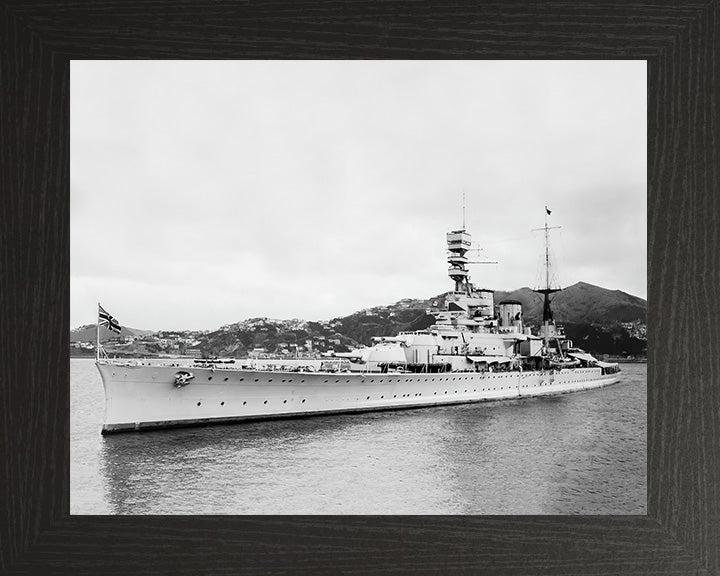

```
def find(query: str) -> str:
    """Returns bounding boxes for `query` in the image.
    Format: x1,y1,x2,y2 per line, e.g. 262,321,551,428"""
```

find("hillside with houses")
72,281,646,360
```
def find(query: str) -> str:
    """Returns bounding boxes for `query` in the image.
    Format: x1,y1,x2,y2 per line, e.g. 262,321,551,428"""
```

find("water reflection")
425,373,646,514
99,410,461,514
100,416,360,514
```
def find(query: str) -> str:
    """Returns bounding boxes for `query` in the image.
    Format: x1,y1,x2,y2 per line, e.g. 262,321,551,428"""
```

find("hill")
70,324,155,343
192,282,645,356
199,317,360,357
328,298,437,346
494,282,646,325
71,282,646,358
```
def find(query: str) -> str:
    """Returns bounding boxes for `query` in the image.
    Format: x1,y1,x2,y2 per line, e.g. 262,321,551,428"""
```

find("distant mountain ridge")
494,281,646,325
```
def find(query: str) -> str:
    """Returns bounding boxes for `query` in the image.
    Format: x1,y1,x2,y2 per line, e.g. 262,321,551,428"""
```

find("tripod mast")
532,206,561,323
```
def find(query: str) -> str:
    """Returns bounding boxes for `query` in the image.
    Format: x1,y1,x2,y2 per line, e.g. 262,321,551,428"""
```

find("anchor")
174,371,194,388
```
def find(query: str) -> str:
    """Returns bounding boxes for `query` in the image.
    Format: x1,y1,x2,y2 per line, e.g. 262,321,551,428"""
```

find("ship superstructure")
340,223,587,374
95,210,620,434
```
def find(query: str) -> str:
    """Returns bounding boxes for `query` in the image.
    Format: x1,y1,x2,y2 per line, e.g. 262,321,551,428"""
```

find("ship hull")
97,362,620,434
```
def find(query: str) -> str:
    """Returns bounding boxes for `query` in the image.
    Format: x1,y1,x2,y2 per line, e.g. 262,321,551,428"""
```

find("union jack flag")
98,304,121,333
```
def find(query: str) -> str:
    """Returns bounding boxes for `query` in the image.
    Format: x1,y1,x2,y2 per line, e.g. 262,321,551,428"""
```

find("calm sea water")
70,358,646,514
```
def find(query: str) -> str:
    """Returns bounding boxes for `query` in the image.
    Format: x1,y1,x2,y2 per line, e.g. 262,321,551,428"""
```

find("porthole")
366,396,370,400
268,379,273,383
300,379,305,383
263,400,268,404
240,378,244,381
243,401,247,405
220,401,225,406
302,399,306,403
381,395,384,399
393,395,397,398
283,400,287,403
223,377,228,381
254,378,259,382
197,401,201,406
208,377,212,381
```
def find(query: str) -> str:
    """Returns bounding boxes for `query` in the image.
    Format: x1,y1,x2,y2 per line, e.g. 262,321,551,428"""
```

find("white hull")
97,362,620,434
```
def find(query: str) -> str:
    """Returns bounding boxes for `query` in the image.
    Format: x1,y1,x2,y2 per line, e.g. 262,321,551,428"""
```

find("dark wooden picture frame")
1,2,717,574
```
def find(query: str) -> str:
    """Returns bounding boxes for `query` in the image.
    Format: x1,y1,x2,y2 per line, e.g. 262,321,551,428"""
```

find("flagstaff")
96,302,100,362
97,304,122,361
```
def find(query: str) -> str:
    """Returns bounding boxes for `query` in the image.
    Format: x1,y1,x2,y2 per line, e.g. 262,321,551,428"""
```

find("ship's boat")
548,357,581,369
95,211,620,434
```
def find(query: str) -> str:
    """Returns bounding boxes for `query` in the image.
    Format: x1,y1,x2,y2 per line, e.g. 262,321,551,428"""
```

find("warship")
96,210,620,434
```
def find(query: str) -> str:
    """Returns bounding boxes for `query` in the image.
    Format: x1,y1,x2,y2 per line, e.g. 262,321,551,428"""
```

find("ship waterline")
98,362,619,433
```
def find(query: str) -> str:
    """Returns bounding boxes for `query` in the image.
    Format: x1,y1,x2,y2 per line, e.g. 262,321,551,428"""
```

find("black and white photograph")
70,60,646,515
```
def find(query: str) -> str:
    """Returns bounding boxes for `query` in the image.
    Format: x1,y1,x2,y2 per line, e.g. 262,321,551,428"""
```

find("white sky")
71,60,646,331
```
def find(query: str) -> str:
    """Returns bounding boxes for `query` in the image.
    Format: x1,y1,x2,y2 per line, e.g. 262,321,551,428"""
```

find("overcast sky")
71,60,646,331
